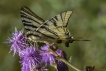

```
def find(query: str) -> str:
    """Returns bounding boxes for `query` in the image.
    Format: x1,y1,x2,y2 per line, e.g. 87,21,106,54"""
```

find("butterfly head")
64,36,73,47
65,36,90,47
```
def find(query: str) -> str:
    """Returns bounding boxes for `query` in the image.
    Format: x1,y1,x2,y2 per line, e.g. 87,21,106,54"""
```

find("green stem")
58,57,81,71
48,47,82,71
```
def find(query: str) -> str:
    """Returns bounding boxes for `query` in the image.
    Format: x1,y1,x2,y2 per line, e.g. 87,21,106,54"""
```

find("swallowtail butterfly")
20,6,89,47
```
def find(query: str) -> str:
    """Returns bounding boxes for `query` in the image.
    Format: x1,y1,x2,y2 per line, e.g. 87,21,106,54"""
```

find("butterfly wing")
43,11,72,27
36,11,73,38
36,11,73,46
20,6,45,31
38,11,72,38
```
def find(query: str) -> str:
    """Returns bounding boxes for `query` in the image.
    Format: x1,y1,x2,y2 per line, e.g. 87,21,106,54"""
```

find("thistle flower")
7,28,28,55
6,27,82,71
56,50,69,71
19,47,42,71
40,44,56,66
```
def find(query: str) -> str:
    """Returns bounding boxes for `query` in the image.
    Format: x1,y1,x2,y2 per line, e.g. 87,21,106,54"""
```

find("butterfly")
20,6,89,47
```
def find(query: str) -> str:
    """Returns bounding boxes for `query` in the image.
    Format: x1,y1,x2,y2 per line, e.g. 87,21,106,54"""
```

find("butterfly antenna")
73,37,86,39
72,37,91,42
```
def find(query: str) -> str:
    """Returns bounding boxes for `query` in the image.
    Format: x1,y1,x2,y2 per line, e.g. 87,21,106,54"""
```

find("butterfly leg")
35,24,44,31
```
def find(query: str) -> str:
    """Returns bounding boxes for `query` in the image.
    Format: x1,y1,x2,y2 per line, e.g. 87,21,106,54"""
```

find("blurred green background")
0,0,106,71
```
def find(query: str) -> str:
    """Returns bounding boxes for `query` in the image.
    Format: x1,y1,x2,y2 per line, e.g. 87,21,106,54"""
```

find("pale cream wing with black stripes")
37,11,73,39
43,11,72,27
33,11,73,47
20,6,45,31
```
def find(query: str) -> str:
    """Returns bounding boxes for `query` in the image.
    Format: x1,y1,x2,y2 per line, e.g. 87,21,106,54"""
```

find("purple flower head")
7,28,28,55
19,47,42,71
56,50,69,71
40,44,56,66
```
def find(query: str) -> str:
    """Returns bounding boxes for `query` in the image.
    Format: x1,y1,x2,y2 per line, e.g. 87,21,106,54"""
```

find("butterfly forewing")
42,11,72,27
37,11,73,39
21,6,45,31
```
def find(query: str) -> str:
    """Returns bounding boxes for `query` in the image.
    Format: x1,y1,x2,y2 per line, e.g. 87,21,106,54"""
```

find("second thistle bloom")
19,47,42,71
40,44,56,65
